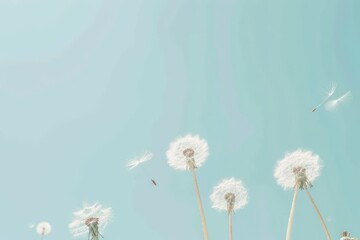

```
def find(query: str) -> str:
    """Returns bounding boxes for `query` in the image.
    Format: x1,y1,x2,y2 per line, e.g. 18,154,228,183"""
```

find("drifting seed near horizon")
127,151,154,170
312,83,337,112
325,91,352,112
69,202,111,240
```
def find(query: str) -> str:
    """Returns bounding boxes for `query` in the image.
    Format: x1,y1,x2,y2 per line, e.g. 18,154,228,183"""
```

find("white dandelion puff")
166,134,209,171
166,134,209,240
127,151,154,170
210,178,248,240
69,202,111,240
274,149,321,190
210,178,248,214
341,232,358,240
274,149,331,240
36,222,51,236
28,223,35,229
312,82,337,112
325,91,352,112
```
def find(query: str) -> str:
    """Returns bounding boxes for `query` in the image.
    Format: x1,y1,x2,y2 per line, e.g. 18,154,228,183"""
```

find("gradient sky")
0,1,359,240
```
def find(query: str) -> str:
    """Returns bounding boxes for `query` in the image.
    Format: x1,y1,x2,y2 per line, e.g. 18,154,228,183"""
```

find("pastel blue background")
0,1,359,240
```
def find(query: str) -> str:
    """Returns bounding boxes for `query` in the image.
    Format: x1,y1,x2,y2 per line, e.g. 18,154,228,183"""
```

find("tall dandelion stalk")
286,183,298,240
274,149,331,240
166,134,209,240
210,178,248,240
69,203,111,240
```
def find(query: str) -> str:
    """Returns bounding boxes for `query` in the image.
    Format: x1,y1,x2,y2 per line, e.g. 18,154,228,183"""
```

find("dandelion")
127,151,154,170
341,232,358,240
36,222,51,239
166,134,209,240
325,91,352,112
69,203,111,240
274,149,331,240
210,178,248,240
312,83,337,112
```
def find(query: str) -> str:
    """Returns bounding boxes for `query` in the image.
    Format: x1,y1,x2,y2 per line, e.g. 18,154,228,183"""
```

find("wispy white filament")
274,149,321,190
210,178,248,212
166,134,209,171
69,203,111,237
127,151,154,170
313,83,337,110
325,91,352,112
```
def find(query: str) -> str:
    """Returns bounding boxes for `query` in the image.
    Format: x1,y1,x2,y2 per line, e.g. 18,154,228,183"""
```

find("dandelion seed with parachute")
69,203,111,240
36,222,51,239
325,91,352,112
127,151,154,170
166,134,209,240
274,149,331,240
210,178,248,240
312,83,337,112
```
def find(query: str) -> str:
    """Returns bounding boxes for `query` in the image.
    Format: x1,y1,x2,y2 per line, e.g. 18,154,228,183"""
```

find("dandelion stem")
190,168,209,240
229,213,233,240
305,188,331,240
286,186,299,240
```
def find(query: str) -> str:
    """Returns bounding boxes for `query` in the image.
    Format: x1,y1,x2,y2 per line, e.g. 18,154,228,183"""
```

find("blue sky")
0,1,359,240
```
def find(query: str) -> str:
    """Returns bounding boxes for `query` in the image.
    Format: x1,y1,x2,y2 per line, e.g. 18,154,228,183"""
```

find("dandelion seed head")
274,149,321,190
36,222,51,236
210,178,248,214
69,202,111,237
166,134,209,171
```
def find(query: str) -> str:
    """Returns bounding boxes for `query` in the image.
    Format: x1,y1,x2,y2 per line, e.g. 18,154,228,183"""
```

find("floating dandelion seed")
127,151,153,170
36,222,51,239
210,178,248,240
69,203,111,240
312,83,337,112
274,149,331,240
325,91,352,112
166,134,209,240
